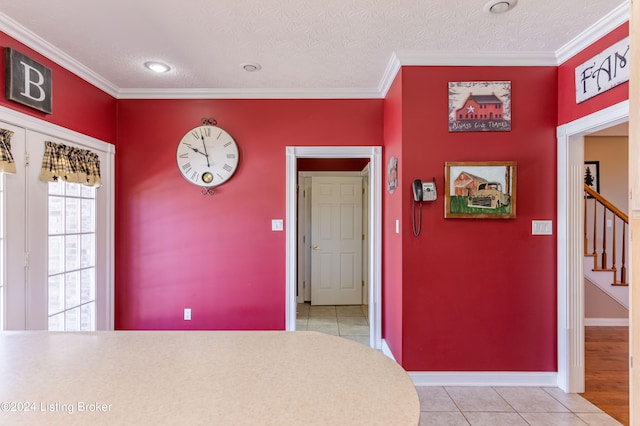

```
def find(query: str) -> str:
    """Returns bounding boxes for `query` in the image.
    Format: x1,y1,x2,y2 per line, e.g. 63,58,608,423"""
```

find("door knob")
312,245,319,250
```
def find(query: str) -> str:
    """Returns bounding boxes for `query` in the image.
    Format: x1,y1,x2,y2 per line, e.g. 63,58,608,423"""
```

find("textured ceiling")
0,0,629,97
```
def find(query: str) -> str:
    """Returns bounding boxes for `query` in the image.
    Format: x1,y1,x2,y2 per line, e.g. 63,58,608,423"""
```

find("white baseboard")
383,340,558,387
381,339,397,362
408,371,558,387
585,317,629,326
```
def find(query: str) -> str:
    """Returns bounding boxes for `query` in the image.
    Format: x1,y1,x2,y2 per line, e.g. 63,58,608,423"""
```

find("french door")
0,110,114,330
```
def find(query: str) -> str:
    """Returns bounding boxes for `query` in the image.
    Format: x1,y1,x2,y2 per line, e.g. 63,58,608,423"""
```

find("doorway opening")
285,146,382,350
556,100,629,393
296,168,370,345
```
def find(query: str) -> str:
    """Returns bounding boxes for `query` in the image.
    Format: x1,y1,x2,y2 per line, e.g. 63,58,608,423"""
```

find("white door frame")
286,146,382,350
0,104,115,331
556,100,629,392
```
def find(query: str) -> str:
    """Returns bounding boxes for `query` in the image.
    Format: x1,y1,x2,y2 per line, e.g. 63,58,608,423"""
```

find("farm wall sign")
575,36,629,104
4,48,52,114
448,81,511,132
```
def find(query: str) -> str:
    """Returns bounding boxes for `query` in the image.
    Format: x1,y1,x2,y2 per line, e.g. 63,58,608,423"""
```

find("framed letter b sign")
4,48,52,114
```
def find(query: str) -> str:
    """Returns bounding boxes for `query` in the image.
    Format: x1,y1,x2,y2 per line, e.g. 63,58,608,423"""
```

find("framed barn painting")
444,161,517,219
448,81,511,132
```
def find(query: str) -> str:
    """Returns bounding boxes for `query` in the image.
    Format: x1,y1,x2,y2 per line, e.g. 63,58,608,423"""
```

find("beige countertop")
0,331,419,425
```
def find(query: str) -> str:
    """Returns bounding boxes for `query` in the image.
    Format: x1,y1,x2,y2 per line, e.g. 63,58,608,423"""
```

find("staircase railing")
583,184,629,286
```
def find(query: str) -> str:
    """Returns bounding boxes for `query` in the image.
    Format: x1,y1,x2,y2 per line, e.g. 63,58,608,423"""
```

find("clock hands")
200,135,211,167
181,132,213,169
181,142,208,159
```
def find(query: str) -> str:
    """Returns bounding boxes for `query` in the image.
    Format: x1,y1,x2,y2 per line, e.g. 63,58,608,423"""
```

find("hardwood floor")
581,326,629,425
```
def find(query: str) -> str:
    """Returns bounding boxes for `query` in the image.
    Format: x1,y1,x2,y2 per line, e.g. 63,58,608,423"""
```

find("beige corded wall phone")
412,179,437,236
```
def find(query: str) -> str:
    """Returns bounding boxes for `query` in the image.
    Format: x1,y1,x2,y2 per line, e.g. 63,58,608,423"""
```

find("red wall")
558,23,629,125
383,70,405,363
115,99,383,329
0,32,116,143
397,66,558,371
1,23,628,372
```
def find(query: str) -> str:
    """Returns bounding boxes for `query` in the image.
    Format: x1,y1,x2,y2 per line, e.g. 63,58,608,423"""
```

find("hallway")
296,303,369,346
582,326,629,425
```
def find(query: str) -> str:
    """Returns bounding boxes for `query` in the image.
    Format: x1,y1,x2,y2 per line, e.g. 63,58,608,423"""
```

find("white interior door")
361,166,369,306
311,176,362,305
297,176,312,303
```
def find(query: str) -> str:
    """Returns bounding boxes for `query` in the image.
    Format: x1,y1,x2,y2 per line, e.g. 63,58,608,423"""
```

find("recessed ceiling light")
144,61,171,73
483,0,517,14
241,62,262,72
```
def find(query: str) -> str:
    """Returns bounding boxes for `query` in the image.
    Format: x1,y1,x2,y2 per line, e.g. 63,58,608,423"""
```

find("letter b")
20,61,46,102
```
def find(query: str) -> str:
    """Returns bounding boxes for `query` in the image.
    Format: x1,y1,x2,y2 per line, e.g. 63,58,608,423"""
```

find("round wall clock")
176,124,239,189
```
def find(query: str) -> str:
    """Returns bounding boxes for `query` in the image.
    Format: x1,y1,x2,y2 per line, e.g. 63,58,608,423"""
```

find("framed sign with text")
448,81,511,132
4,48,52,114
575,36,629,104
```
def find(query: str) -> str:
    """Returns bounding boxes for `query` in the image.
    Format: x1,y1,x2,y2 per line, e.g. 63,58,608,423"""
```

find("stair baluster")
601,209,607,270
583,184,629,286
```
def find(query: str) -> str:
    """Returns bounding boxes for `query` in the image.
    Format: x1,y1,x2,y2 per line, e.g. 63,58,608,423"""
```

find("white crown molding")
395,50,558,67
0,12,120,98
1,5,630,100
116,87,381,100
555,1,630,65
379,53,402,98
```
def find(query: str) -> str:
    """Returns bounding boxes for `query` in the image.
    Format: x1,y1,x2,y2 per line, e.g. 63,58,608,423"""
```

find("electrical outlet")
184,308,191,321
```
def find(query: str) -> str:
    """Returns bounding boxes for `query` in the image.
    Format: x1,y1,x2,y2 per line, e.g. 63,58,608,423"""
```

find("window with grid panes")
47,180,96,331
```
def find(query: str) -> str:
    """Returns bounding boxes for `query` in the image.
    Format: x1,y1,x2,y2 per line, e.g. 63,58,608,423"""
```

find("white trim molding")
395,50,558,67
409,372,558,388
1,6,628,100
0,105,115,154
381,339,397,362
585,318,629,326
286,146,382,350
556,2,630,65
556,100,629,393
0,13,119,98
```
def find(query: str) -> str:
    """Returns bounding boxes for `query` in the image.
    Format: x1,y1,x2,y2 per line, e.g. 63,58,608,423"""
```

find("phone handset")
412,179,437,236
413,180,423,202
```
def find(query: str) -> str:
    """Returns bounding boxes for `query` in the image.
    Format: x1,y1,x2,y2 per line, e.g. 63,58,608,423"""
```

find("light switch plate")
532,220,553,235
272,219,284,231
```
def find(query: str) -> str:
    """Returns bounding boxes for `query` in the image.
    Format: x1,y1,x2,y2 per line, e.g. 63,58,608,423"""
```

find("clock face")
176,125,239,187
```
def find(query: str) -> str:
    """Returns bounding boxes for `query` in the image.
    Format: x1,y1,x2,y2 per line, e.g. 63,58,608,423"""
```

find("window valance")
0,128,17,174
39,141,102,187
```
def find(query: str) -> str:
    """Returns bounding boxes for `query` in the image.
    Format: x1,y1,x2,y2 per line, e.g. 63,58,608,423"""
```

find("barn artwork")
448,81,511,132
444,161,517,219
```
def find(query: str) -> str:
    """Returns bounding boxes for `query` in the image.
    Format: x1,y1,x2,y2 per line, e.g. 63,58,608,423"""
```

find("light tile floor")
417,386,622,425
296,303,369,346
297,303,622,425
